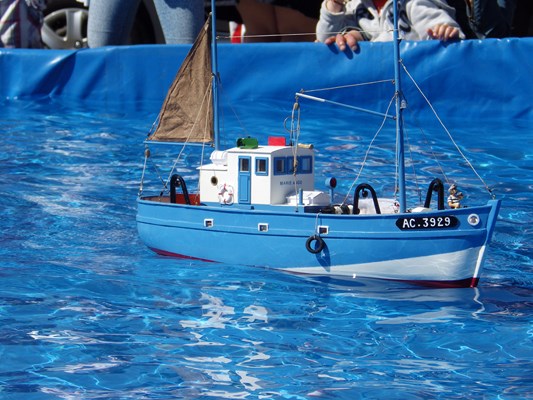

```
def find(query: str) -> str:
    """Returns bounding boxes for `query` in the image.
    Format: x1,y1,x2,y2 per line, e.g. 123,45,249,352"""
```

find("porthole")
318,226,329,235
467,214,480,226
258,223,269,232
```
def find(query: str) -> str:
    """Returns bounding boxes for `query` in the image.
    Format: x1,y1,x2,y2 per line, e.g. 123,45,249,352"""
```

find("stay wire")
166,83,213,188
291,100,302,212
342,93,396,205
401,62,495,198
403,125,423,204
303,79,394,94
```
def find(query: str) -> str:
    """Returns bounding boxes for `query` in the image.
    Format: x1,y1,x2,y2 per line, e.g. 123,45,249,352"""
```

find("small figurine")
448,184,464,209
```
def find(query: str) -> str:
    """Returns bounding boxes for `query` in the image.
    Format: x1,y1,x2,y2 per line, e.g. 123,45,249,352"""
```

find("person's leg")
236,0,280,42
153,0,204,44
273,5,318,42
87,0,141,47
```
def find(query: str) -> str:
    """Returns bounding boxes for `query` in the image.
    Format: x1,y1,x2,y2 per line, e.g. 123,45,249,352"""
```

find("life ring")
305,235,325,254
217,184,234,205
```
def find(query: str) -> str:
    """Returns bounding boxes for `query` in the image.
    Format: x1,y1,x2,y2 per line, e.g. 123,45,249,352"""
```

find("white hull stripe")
281,247,485,281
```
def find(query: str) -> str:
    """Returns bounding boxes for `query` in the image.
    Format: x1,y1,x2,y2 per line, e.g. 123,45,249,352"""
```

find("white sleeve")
316,0,363,42
407,0,465,40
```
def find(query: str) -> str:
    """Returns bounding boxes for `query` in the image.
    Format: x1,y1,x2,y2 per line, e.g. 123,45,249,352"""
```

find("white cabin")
198,137,330,207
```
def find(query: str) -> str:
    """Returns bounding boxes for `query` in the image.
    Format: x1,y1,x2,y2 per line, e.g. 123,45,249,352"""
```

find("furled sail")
148,19,213,143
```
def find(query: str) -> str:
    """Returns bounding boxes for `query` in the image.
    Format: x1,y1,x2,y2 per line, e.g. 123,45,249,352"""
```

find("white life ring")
217,184,234,205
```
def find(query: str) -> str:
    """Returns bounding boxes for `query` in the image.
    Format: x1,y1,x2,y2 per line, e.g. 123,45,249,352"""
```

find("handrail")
353,183,381,214
170,174,191,205
424,178,445,210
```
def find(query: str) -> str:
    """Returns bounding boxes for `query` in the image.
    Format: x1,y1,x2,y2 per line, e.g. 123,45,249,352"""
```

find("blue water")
0,99,532,399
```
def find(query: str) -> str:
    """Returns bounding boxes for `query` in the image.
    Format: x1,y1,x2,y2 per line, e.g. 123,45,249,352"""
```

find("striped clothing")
0,0,46,48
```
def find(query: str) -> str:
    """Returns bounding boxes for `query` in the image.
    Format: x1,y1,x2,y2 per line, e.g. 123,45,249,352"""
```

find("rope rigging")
401,61,495,198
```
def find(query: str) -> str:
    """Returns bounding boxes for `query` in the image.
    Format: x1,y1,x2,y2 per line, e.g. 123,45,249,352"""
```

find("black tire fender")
305,235,325,254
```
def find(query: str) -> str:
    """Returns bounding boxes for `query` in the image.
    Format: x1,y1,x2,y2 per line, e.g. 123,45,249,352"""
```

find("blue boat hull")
137,198,501,287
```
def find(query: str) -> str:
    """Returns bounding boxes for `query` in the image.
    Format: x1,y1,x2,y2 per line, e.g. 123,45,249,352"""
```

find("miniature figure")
448,184,464,208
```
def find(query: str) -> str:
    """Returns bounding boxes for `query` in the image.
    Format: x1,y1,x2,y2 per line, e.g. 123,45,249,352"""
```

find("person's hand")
427,24,461,41
324,30,365,51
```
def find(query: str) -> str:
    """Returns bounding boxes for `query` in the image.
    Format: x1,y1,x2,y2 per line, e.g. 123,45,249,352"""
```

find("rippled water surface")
0,99,531,399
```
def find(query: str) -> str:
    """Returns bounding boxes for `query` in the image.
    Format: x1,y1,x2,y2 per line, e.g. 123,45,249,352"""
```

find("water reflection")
0,99,531,399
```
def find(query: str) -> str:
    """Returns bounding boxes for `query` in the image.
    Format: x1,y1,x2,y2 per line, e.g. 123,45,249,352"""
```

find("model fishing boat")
137,0,500,288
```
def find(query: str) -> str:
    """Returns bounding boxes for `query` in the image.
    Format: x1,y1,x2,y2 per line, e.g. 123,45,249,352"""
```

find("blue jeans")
154,0,204,43
88,0,204,47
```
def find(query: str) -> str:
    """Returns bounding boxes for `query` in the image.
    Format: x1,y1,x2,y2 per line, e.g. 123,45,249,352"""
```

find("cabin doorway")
238,156,251,204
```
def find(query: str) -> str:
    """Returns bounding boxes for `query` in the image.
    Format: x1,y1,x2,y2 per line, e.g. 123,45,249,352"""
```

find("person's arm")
326,0,345,13
316,0,366,51
427,24,462,40
408,0,465,41
316,0,348,42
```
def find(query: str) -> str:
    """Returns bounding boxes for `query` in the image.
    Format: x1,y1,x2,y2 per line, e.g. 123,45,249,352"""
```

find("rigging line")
297,92,394,120
147,117,158,137
218,27,392,41
138,147,149,196
394,99,399,199
199,142,207,197
216,81,227,148
342,93,396,205
148,152,167,190
399,109,450,187
291,102,302,212
417,126,450,185
217,80,250,141
314,212,320,234
198,88,214,196
404,124,423,204
166,83,213,187
218,32,318,40
394,99,415,202
219,29,403,43
401,62,495,198
317,28,396,37
302,79,394,93
287,98,299,141
290,100,301,146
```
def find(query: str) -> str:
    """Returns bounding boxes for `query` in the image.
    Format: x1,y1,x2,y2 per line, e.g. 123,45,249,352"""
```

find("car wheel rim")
42,8,88,49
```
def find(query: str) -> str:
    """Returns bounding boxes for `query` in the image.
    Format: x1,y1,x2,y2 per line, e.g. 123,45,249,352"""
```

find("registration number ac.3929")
396,216,459,230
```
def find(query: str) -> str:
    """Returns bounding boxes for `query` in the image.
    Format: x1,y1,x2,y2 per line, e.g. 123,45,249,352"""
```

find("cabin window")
255,157,269,176
274,157,286,175
299,156,312,174
287,157,297,174
287,156,312,174
239,157,250,172
285,156,312,174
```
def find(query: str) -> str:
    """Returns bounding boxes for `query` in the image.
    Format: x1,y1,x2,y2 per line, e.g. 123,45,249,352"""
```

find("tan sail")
148,19,213,143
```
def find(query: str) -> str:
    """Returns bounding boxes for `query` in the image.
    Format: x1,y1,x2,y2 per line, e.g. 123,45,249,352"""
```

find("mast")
393,0,406,213
211,0,220,150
